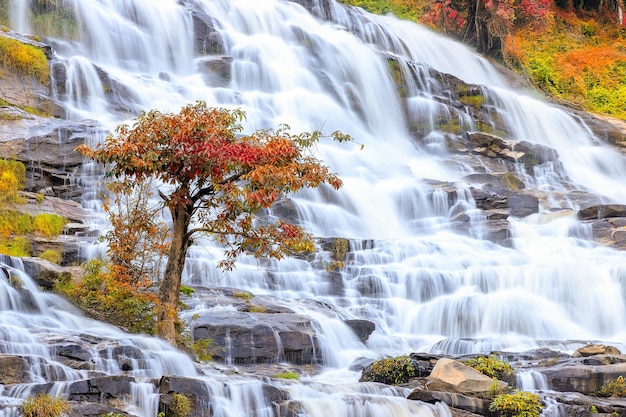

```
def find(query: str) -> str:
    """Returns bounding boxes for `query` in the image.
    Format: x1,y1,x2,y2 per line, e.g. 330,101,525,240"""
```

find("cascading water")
4,0,626,415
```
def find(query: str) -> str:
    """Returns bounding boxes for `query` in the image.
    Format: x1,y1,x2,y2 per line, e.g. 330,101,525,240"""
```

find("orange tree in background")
78,102,352,345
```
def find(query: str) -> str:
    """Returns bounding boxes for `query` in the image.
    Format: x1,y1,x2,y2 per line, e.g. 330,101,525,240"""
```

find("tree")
78,102,351,344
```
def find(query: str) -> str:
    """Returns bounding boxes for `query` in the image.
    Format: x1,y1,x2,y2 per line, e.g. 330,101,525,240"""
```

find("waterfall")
4,0,626,416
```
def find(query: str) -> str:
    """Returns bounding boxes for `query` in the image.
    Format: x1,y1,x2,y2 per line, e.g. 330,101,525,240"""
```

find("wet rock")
540,361,626,394
578,204,626,220
20,257,73,289
159,375,209,416
192,310,320,365
67,403,136,417
343,319,375,343
0,355,29,384
196,56,232,87
191,7,225,55
0,119,105,198
424,358,508,395
407,390,491,416
68,375,136,402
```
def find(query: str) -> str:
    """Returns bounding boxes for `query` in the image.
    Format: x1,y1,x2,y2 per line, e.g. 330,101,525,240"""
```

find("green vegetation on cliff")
339,0,626,120
0,35,49,83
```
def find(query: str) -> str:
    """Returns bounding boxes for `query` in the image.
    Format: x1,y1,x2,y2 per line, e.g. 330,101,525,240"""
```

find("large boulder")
0,355,29,384
192,310,320,364
407,389,491,416
541,361,626,394
573,344,622,358
424,358,508,395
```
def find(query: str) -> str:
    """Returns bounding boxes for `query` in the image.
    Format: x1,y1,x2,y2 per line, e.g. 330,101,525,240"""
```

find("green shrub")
56,259,158,335
39,249,62,264
464,355,514,381
33,213,66,238
0,210,33,238
21,393,70,417
0,236,31,257
273,370,300,380
489,391,544,417
0,36,49,83
359,355,416,385
598,375,626,397
170,393,191,417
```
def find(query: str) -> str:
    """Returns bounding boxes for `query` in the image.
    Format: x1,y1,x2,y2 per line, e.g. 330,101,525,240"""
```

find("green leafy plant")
598,375,626,397
273,371,300,380
39,249,62,264
359,355,416,385
180,285,195,296
489,391,544,417
33,213,66,238
21,393,70,417
464,355,514,381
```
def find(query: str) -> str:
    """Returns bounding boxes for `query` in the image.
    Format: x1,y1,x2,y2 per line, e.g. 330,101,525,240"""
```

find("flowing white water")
4,0,626,415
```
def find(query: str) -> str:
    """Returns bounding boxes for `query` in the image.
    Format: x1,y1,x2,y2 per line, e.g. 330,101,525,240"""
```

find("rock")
425,358,508,395
407,389,491,416
541,361,626,394
0,355,29,384
191,7,225,54
69,375,136,402
0,119,105,198
0,31,63,117
507,193,539,218
573,344,622,357
20,257,73,289
578,204,626,220
67,403,136,417
196,56,232,87
192,310,320,364
343,319,375,343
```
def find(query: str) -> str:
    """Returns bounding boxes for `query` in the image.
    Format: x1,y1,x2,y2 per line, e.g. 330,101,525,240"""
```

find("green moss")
273,371,300,380
39,249,62,264
30,0,78,40
489,391,544,417
360,355,416,385
0,0,8,27
463,355,514,381
0,36,49,84
435,117,463,134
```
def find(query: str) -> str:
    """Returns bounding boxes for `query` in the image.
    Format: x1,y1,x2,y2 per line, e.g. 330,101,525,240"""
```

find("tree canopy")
78,102,352,344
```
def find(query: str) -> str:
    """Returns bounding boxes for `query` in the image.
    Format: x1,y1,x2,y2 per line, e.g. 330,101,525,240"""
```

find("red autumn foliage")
77,102,352,343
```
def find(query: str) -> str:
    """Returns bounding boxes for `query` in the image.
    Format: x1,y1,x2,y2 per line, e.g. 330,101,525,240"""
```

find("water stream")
4,0,626,416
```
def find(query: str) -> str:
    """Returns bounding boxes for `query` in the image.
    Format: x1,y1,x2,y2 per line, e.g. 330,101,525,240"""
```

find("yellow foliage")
0,35,49,83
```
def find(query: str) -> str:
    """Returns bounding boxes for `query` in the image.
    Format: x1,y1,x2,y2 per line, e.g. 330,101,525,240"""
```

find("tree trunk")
157,203,192,345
